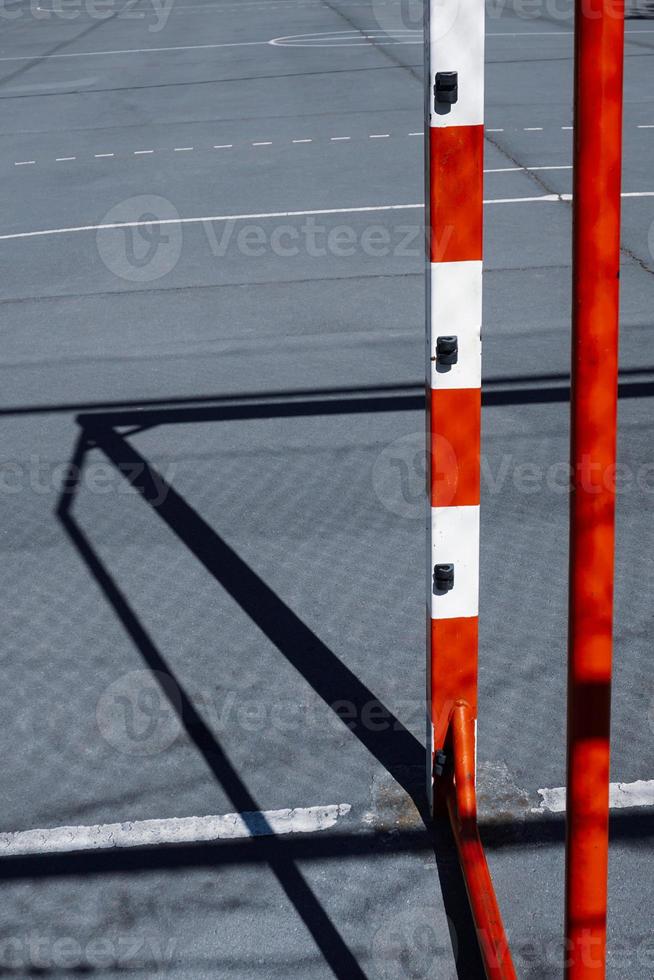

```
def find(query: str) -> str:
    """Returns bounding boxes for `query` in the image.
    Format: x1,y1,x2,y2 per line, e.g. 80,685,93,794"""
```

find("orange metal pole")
565,0,625,972
446,702,517,980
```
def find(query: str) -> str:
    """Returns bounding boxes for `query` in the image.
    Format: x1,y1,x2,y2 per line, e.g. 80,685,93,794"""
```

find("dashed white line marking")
0,804,353,857
534,780,654,814
7,126,651,175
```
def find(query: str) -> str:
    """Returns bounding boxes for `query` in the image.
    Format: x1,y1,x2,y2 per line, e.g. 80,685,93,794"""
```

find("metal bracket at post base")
434,701,517,980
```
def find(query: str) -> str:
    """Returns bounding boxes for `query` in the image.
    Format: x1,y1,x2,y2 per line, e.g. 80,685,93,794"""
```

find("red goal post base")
433,701,517,980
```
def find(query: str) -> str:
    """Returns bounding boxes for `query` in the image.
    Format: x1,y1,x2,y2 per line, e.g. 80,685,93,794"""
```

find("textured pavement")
0,0,653,977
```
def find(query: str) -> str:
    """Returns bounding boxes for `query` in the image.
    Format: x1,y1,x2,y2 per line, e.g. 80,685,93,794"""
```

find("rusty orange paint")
429,126,484,263
430,617,478,751
430,387,481,507
445,702,517,980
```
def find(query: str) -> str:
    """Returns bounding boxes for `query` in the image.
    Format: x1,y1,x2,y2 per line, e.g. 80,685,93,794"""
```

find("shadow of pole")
57,436,368,980
55,417,495,980
78,422,428,817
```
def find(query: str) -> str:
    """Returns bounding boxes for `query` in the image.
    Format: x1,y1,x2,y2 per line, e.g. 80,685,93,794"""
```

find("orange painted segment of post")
446,702,517,980
429,125,484,263
430,387,481,508
430,618,478,750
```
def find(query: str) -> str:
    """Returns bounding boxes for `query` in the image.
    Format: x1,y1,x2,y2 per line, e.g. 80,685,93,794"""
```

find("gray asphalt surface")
0,0,653,977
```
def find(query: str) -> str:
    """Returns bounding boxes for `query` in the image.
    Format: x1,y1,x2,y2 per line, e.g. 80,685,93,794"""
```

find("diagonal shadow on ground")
56,432,369,980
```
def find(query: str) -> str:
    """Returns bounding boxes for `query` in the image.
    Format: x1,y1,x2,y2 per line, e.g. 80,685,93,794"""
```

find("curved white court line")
1,28,652,61
270,29,421,46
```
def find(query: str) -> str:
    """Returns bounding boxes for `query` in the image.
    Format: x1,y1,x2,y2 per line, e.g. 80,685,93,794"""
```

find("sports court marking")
0,804,352,857
2,780,652,857
534,780,654,814
1,28,653,62
2,192,654,243
6,124,650,171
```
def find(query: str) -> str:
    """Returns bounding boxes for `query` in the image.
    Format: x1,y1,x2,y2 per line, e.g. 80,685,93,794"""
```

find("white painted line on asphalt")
483,165,571,175
7,127,651,175
0,804,353,857
534,780,654,814
0,40,270,63
1,192,650,243
487,194,561,203
3,28,653,63
0,204,422,242
14,161,35,166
